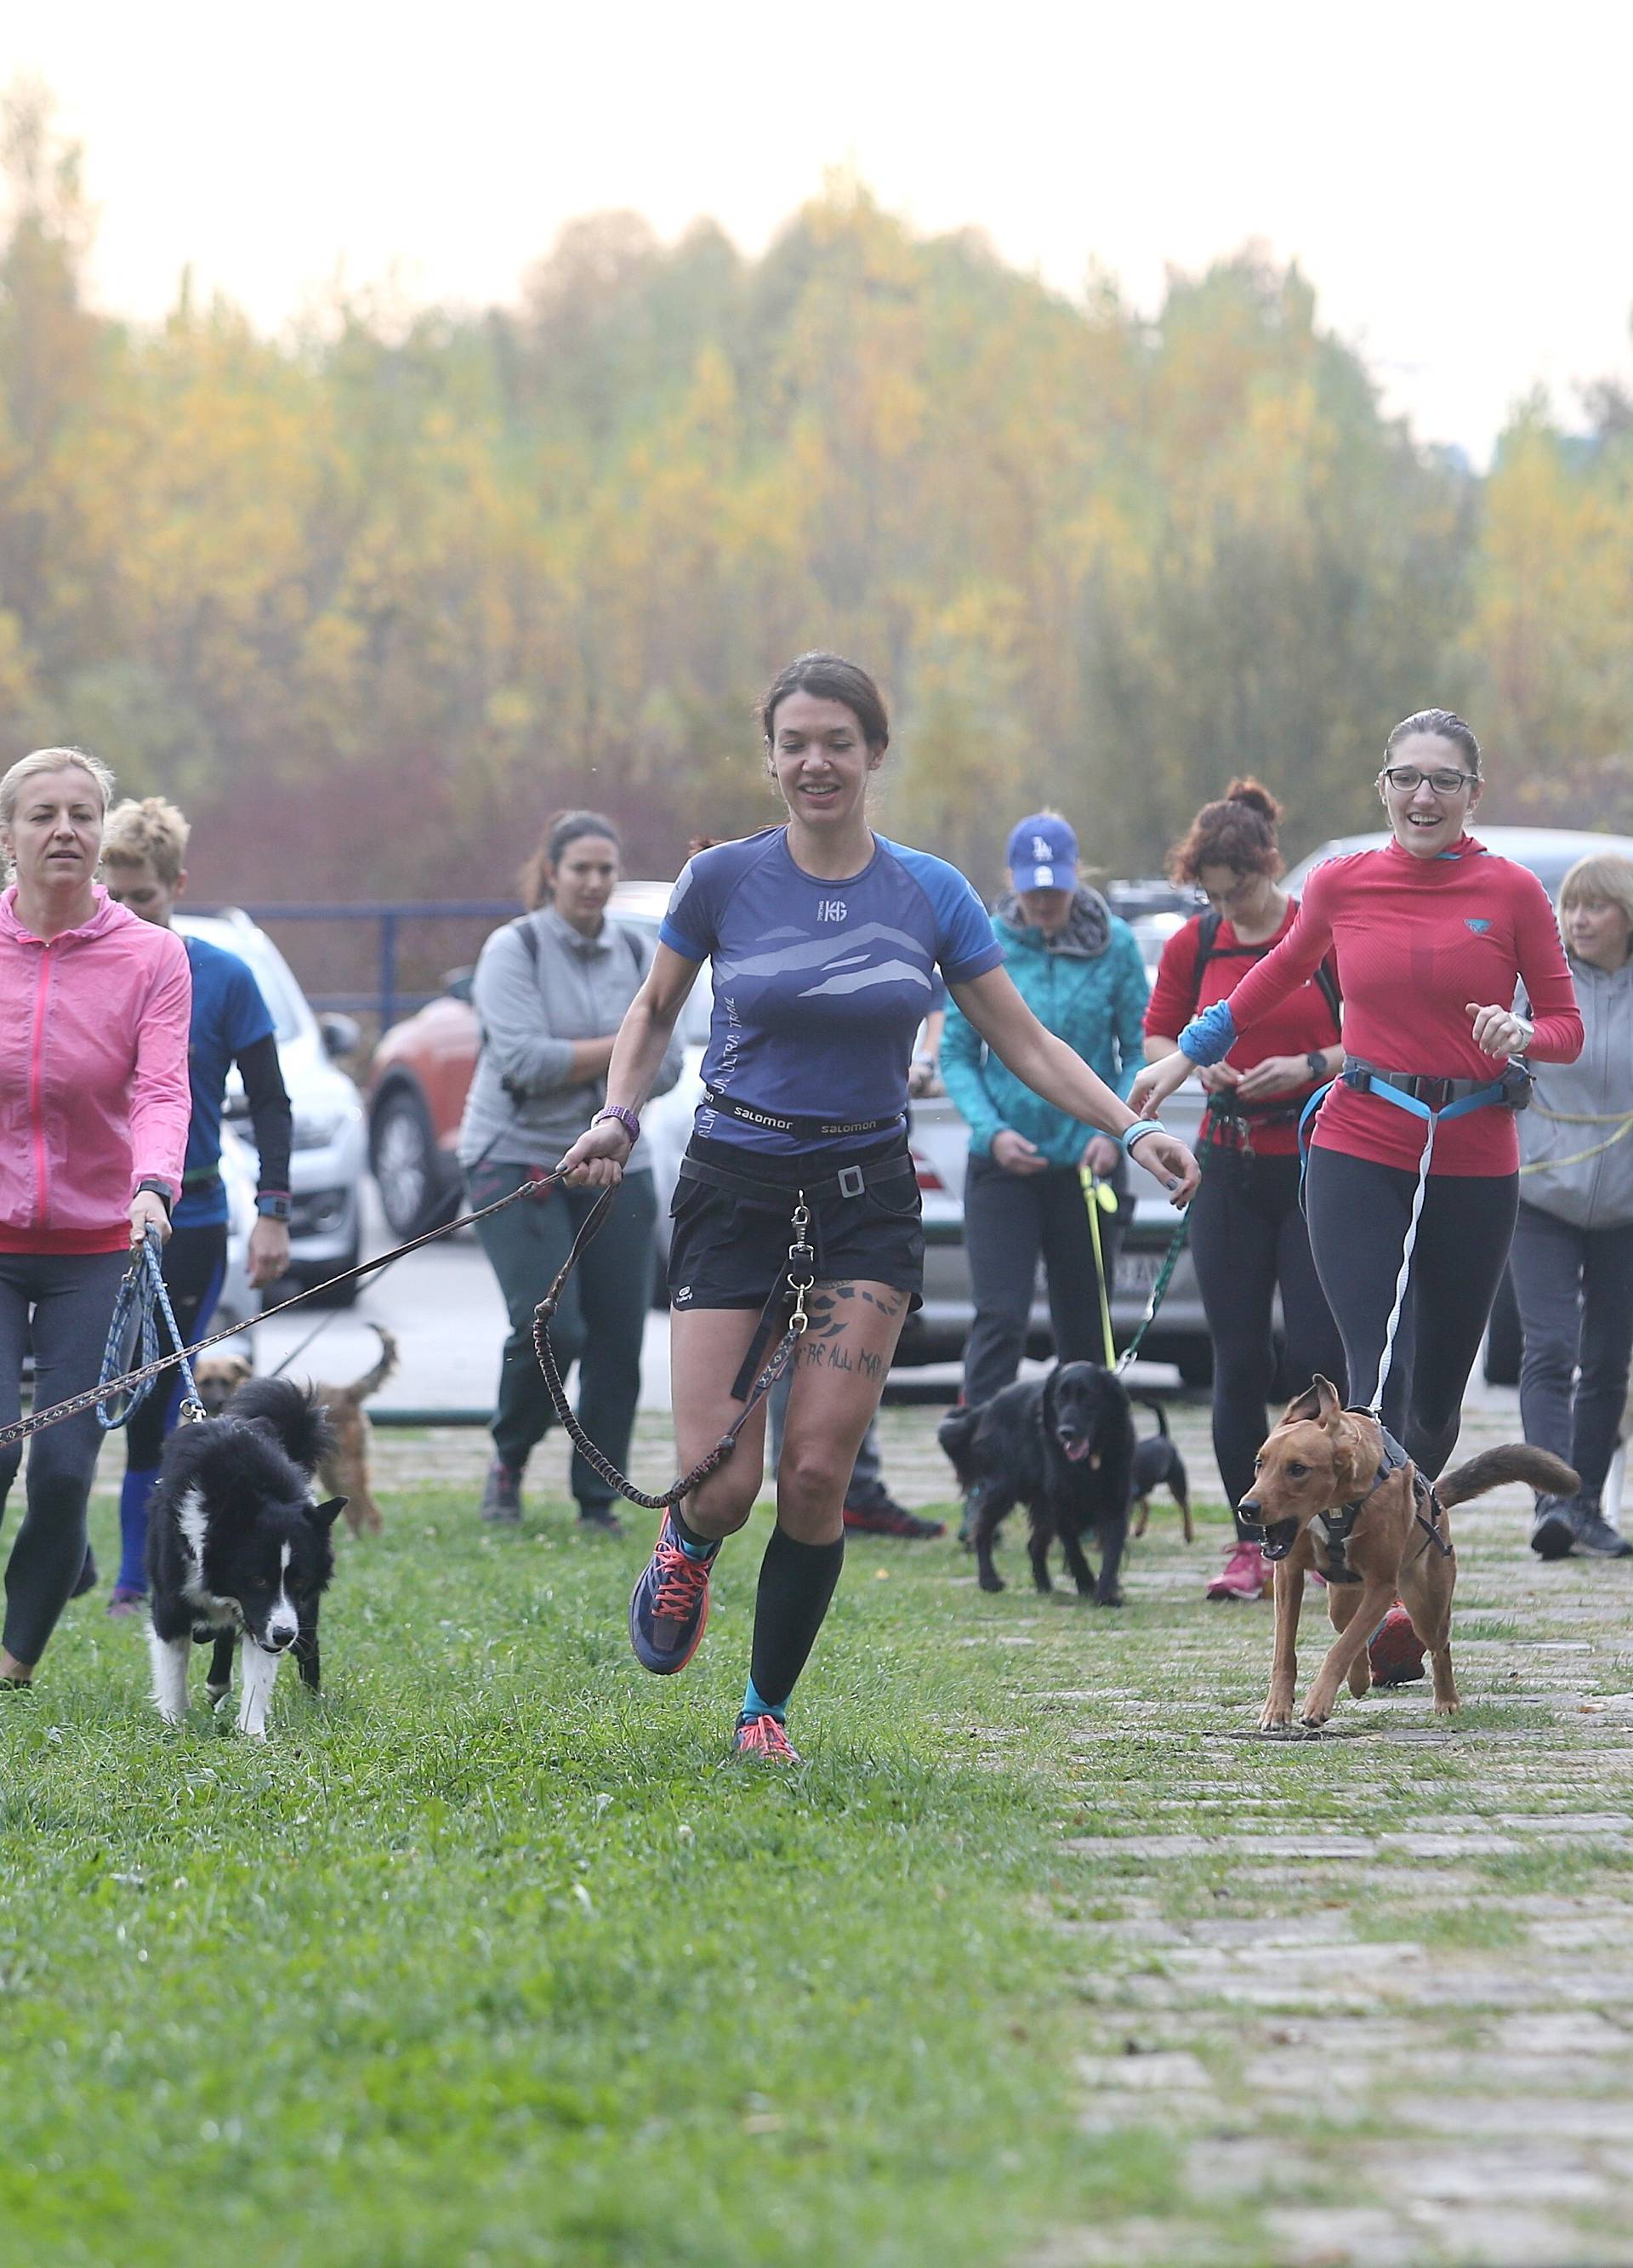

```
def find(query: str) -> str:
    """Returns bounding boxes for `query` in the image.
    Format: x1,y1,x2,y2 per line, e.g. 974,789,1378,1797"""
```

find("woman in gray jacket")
1514,852,1633,1561
458,812,681,1532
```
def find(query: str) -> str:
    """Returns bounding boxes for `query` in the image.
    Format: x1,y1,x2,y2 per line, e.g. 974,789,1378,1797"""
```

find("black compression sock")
748,1526,845,1713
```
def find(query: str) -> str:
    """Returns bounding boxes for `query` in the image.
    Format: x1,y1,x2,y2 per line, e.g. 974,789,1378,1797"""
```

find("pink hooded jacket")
0,886,192,1255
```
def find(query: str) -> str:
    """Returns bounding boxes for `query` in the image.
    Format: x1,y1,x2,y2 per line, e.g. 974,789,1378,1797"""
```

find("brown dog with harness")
1239,1376,1576,1730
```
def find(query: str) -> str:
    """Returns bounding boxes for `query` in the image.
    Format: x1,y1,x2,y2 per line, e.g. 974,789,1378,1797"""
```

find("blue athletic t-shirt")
660,828,1004,1154
175,935,277,1228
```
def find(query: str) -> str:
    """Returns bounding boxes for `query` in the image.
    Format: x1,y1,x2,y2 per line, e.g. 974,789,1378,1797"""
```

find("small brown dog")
192,1325,398,1536
1240,1376,1576,1730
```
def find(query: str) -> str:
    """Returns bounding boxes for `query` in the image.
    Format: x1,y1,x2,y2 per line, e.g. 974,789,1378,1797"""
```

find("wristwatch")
592,1103,641,1144
255,1190,292,1222
134,1177,174,1217
1306,1051,1329,1081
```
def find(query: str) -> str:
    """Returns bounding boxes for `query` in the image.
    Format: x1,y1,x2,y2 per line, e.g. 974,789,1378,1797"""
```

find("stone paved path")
1024,1450,1633,2268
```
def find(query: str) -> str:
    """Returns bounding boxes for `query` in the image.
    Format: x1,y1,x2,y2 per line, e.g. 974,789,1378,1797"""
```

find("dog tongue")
1061,1437,1091,1462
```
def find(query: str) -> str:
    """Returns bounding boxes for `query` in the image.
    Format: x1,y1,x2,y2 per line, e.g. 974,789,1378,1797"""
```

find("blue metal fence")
217,900,515,1032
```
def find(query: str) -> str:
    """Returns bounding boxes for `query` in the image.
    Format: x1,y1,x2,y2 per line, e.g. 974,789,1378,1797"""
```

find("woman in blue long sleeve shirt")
941,812,1149,1409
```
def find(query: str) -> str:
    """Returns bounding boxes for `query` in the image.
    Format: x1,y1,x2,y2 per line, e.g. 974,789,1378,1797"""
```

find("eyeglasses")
1380,766,1477,795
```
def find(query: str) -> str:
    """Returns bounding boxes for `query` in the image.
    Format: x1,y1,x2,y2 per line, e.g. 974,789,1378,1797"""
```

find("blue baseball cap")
1006,812,1078,892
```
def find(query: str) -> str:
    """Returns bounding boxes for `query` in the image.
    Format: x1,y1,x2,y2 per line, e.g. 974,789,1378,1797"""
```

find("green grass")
0,1484,1181,2268
10,1480,1633,2266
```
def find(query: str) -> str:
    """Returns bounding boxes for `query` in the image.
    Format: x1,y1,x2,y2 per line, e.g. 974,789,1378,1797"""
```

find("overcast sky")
10,0,1631,460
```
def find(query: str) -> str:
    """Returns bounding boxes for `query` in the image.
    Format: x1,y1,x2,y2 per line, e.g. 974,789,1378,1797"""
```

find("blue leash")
95,1228,206,1433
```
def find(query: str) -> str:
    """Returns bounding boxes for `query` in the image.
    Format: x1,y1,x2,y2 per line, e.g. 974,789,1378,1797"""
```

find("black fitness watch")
135,1177,174,1218
1306,1051,1329,1082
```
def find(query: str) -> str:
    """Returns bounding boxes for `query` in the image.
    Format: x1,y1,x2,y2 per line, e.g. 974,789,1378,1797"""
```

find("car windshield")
176,918,307,1044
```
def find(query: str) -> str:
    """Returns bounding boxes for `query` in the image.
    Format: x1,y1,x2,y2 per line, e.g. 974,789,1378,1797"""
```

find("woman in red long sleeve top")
1136,710,1582,1490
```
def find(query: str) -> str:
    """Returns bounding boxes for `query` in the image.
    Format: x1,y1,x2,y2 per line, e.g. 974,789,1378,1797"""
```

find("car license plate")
1115,1251,1162,1295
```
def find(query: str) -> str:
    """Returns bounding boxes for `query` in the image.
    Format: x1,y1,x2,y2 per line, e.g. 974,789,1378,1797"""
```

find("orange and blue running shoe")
731,1712,803,1764
629,1514,714,1673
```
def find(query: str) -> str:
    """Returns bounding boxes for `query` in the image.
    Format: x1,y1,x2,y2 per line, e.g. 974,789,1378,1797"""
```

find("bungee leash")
0,1174,557,1454
529,1179,814,1510
95,1228,207,1432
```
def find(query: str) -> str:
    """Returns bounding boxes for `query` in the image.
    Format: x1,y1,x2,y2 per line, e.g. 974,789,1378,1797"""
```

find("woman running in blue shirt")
559,653,1199,1762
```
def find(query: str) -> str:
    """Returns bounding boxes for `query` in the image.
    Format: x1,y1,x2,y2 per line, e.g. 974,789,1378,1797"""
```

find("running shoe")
1206,1539,1273,1601
731,1712,803,1764
1567,1497,1633,1560
1529,1495,1577,1560
105,1586,145,1621
842,1489,946,1539
629,1514,713,1673
1366,1602,1425,1687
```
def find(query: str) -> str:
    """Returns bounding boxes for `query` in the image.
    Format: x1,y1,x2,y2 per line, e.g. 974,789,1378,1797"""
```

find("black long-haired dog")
146,1376,347,1736
939,1360,1135,1602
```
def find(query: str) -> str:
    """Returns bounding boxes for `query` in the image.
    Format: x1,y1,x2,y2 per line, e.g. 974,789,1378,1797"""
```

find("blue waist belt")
1298,1055,1531,1188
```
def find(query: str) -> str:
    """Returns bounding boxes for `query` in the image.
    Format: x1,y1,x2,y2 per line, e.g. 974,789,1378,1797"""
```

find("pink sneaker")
1207,1539,1273,1601
1366,1602,1425,1687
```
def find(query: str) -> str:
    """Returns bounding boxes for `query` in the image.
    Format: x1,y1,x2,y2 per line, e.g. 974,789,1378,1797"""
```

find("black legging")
0,1250,128,1664
1186,1150,1347,1521
1303,1148,1517,1479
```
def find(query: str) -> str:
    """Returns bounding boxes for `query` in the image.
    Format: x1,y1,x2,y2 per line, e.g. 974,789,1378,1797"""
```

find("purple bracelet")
591,1104,640,1145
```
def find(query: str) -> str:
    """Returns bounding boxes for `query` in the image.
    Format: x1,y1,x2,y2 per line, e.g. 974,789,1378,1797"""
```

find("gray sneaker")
1568,1496,1633,1560
1529,1495,1576,1559
480,1461,523,1524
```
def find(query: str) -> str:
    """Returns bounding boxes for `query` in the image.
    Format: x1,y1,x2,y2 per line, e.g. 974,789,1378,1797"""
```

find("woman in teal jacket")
942,812,1149,1409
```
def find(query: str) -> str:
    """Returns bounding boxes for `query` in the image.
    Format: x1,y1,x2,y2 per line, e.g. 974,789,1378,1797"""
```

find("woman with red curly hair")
1144,779,1346,1602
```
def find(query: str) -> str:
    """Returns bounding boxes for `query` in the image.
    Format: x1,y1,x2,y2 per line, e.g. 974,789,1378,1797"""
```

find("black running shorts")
666,1132,925,1312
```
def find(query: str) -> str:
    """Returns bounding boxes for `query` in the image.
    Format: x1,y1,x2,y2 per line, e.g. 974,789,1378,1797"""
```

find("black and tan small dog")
147,1376,347,1736
192,1324,397,1535
939,1360,1135,1603
1242,1376,1576,1730
1130,1398,1192,1541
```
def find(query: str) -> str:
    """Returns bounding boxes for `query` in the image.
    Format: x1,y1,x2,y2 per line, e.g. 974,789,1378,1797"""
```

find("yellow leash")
1081,1169,1118,1367
1517,1103,1633,1176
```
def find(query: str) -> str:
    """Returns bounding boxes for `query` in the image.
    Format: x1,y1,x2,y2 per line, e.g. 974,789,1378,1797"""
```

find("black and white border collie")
146,1376,347,1737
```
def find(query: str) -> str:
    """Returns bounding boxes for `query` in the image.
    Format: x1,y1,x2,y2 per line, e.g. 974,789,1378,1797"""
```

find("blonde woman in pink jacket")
0,748,191,1687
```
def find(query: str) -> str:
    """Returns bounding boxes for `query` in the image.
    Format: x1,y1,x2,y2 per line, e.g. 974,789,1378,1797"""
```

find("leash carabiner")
785,1193,815,1336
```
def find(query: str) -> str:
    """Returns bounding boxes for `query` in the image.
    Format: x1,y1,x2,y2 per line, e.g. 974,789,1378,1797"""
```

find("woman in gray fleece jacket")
458,811,681,1530
1514,853,1633,1562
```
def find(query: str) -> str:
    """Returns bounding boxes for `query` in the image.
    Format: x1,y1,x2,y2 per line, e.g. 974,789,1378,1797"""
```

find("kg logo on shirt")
817,898,848,922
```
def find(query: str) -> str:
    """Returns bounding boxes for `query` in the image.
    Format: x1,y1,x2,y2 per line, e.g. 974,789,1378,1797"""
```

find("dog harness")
1314,1413,1454,1583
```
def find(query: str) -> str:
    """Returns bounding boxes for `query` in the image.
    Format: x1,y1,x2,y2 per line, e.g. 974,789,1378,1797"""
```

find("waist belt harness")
700,1084,904,1143
677,1148,918,1398
1298,1055,1533,1416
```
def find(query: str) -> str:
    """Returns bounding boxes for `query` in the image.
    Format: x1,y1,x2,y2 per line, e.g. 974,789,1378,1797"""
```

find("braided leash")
0,1176,551,1454
529,1181,811,1509
95,1228,207,1432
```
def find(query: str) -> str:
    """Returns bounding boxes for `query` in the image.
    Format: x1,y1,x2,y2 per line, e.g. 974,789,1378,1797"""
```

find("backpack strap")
1187,909,1224,1017
1192,905,1340,1040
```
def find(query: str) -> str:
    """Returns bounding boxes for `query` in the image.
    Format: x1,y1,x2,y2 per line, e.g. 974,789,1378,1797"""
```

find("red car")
367,882,675,1236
